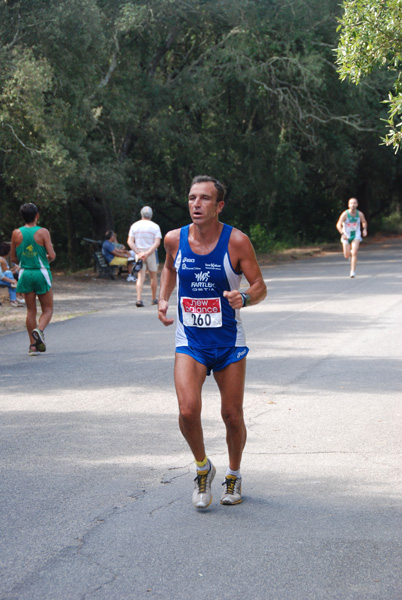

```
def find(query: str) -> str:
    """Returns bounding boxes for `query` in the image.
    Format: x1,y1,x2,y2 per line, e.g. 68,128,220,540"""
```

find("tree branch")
93,33,120,96
2,123,43,153
148,25,181,77
3,12,21,50
167,26,242,85
252,79,375,134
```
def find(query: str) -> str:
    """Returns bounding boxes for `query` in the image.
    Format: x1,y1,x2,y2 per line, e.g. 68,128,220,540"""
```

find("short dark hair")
0,242,11,257
104,230,115,240
190,175,226,204
20,203,38,224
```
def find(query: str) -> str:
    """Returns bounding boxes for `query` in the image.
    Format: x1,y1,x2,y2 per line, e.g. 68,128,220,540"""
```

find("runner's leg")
24,292,38,345
149,270,158,302
174,353,208,462
350,240,360,274
37,289,53,331
342,241,350,260
214,358,247,471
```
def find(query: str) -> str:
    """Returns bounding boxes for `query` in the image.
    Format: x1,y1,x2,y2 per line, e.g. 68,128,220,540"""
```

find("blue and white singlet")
174,223,246,348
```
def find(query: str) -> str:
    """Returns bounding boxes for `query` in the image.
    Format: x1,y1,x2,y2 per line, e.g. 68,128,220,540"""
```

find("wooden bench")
82,238,130,280
93,250,128,280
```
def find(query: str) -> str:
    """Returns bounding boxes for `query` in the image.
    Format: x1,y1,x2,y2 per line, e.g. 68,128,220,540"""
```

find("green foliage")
381,210,402,233
1,0,402,269
336,0,402,150
249,224,289,254
0,47,73,201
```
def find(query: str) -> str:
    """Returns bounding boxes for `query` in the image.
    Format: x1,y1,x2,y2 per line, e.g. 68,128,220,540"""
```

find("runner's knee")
221,406,244,430
179,403,201,423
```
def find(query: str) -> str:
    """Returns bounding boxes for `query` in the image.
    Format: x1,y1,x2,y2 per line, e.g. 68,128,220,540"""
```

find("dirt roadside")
0,235,397,338
0,267,141,338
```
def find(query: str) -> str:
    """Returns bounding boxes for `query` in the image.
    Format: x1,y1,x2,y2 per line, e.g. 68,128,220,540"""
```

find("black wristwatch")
240,293,251,307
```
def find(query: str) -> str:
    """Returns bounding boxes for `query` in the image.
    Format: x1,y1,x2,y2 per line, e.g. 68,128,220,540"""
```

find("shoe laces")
194,469,209,493
222,475,237,495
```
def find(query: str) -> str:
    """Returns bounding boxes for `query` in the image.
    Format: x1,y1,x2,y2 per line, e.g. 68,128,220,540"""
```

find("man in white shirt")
127,206,162,307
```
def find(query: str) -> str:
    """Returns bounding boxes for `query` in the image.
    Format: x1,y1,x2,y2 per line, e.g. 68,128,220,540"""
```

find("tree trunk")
356,182,369,223
79,196,114,240
64,201,77,270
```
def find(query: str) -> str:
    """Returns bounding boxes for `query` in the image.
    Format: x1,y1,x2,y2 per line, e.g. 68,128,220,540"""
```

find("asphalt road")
1,240,401,600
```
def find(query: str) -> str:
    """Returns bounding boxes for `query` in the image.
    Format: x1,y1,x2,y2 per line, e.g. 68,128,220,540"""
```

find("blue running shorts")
176,345,249,375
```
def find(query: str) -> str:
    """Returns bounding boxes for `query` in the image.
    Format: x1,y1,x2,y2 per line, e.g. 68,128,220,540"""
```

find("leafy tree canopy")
1,0,401,268
336,0,402,151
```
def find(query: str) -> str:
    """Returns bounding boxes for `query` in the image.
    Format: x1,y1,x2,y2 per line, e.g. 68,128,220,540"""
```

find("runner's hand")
158,299,174,326
223,290,243,309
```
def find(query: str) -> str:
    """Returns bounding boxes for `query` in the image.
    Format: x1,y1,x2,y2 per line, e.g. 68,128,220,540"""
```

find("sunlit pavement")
1,240,401,600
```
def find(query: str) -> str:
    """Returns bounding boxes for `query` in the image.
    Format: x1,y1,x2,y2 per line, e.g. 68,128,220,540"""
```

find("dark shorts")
176,345,249,376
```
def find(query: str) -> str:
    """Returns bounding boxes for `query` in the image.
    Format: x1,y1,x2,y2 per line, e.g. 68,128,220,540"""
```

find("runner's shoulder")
229,227,253,250
35,227,51,241
11,228,23,242
164,228,181,253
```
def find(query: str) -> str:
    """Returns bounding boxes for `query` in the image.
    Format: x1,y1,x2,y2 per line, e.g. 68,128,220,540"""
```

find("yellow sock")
195,456,208,469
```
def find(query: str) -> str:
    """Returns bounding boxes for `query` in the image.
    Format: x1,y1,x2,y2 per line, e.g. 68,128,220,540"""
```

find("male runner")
11,203,56,355
158,175,267,509
336,197,368,278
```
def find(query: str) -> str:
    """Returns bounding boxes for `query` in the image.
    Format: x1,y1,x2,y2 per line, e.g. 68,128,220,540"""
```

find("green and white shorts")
17,267,52,295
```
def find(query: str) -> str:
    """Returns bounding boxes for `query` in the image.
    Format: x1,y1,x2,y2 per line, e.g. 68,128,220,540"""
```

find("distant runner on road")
158,175,267,509
11,203,56,356
336,197,368,278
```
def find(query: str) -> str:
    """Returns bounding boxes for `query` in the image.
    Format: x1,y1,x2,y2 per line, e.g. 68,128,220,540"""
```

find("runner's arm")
10,229,22,264
158,230,180,326
41,229,56,262
224,230,267,310
360,211,368,237
336,212,347,236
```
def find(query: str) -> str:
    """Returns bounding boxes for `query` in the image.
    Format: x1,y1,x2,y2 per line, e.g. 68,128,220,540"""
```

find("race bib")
181,297,222,328
345,222,357,242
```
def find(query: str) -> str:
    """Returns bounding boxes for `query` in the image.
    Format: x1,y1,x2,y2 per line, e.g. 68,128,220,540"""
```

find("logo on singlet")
195,271,210,282
205,262,221,270
191,271,215,290
24,244,37,257
182,256,200,270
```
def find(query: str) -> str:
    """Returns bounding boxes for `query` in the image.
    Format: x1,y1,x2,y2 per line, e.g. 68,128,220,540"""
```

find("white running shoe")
126,275,135,282
220,475,242,505
192,463,216,509
350,271,355,278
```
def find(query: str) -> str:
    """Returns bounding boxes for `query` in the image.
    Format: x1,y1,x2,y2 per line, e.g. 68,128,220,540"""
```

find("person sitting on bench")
102,231,136,281
0,241,25,307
